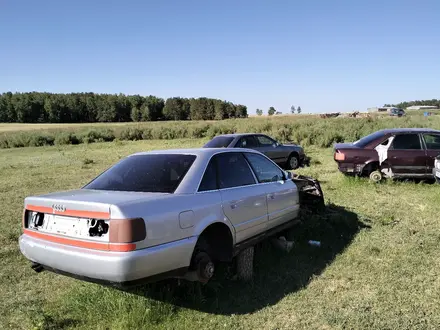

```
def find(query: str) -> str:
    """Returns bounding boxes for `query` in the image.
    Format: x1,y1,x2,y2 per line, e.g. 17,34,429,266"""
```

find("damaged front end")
291,174,325,211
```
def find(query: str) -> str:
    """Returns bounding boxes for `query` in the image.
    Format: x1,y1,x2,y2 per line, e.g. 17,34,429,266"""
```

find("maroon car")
334,128,440,182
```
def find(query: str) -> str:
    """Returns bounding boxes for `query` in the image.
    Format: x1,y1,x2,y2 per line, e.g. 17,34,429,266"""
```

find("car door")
243,152,299,228
254,135,286,165
215,152,269,243
387,133,427,175
421,133,440,174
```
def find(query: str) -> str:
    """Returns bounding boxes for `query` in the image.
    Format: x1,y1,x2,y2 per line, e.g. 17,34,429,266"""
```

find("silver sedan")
19,148,320,287
204,133,307,170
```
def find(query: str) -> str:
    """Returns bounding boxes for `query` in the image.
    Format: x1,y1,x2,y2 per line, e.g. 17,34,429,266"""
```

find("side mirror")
285,171,293,180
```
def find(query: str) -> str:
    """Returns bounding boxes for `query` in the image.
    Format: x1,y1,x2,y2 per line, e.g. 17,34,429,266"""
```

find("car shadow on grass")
123,203,371,315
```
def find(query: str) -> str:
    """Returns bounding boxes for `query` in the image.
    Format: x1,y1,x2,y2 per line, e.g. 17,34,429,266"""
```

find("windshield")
203,136,235,148
353,131,386,148
83,154,196,193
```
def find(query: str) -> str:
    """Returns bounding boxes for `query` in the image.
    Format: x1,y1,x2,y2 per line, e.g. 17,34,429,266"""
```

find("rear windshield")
354,131,386,148
83,154,196,193
204,136,235,148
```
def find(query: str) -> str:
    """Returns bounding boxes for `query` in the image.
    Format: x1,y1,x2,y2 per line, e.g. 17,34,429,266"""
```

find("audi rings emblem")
52,204,67,212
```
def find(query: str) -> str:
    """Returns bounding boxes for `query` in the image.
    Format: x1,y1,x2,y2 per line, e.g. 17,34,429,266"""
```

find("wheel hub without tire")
203,261,215,279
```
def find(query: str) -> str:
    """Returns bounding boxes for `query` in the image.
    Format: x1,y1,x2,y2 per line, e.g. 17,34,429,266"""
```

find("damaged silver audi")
19,148,324,287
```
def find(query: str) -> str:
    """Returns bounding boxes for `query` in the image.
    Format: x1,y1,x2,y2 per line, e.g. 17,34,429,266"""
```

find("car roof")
378,128,440,134
211,133,265,138
130,147,261,157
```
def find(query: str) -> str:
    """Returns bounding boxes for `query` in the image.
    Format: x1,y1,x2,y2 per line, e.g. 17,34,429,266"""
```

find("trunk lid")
24,189,169,217
23,189,169,247
334,142,359,150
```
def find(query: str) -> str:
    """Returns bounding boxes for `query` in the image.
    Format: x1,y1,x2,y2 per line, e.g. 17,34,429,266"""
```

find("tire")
369,170,383,183
236,247,254,281
286,153,300,170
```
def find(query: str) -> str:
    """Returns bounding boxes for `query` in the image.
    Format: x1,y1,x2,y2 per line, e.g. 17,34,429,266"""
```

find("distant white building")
406,105,438,110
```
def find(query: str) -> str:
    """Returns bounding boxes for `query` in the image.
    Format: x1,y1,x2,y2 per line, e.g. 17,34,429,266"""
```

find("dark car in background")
390,108,405,117
334,128,440,182
203,133,307,170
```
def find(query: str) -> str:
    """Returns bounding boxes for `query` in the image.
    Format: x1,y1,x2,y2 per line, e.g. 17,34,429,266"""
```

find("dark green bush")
55,132,80,145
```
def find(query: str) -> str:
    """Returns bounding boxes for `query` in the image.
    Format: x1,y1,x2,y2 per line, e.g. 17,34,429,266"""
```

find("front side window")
236,136,259,148
244,153,285,183
391,134,421,150
83,154,196,193
256,135,276,147
423,134,440,150
216,153,256,189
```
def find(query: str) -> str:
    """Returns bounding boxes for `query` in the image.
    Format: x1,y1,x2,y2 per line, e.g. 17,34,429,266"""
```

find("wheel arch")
362,160,380,175
195,222,235,262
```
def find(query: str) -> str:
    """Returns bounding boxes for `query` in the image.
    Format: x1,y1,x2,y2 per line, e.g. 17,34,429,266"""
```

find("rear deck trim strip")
26,204,111,220
23,229,136,252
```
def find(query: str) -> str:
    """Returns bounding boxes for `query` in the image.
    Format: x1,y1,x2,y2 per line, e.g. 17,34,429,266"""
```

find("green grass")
2,139,440,329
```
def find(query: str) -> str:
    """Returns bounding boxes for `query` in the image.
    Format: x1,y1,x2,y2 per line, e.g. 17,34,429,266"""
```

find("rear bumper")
19,233,197,286
337,163,364,175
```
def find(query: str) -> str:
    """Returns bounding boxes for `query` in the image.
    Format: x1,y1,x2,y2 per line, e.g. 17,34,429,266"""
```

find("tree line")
0,92,248,123
385,99,440,109
255,105,302,116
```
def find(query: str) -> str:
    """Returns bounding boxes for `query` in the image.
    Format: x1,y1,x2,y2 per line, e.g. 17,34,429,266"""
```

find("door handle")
230,202,238,209
268,194,275,200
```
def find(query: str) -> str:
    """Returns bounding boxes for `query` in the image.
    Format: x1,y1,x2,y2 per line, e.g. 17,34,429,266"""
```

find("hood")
282,142,300,147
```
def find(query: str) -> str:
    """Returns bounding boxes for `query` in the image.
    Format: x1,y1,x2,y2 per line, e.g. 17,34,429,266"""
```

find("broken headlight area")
292,174,325,211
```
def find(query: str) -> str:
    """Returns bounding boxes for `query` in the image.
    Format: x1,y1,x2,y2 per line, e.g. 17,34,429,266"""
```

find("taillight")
334,151,345,161
109,218,146,243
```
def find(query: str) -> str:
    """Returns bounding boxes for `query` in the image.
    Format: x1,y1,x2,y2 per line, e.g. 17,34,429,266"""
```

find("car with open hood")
203,133,307,170
19,148,323,287
334,128,440,182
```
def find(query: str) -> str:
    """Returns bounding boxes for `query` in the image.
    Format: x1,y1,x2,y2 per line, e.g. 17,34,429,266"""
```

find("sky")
1,0,439,114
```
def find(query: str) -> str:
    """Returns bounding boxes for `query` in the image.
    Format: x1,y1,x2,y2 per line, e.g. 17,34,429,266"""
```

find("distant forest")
385,99,440,109
0,92,248,123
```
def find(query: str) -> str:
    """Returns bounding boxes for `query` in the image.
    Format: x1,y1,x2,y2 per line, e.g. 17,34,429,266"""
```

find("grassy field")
2,137,440,330
1,111,440,149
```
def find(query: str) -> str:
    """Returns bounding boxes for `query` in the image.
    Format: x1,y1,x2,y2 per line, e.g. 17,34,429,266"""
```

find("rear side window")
198,160,218,192
204,136,234,148
354,131,386,148
423,134,440,150
216,153,256,189
83,154,196,193
392,134,421,150
244,153,284,183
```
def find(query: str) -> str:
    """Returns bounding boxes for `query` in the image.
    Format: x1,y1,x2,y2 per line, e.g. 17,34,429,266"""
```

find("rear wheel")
286,153,300,170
